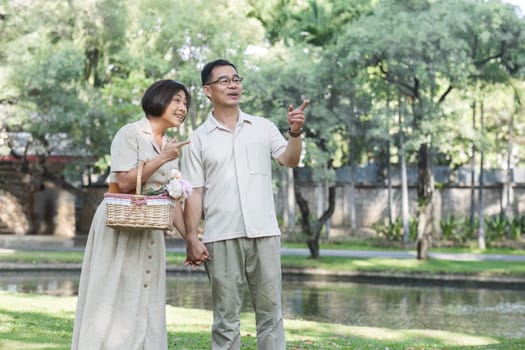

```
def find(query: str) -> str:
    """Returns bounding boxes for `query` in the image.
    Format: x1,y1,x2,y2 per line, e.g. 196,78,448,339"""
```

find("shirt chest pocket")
246,143,270,175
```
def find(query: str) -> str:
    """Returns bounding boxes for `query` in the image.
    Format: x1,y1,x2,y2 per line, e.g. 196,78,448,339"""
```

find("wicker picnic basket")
104,162,175,231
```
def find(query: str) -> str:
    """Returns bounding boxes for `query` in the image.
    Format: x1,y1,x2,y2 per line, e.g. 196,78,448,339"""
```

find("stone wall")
292,184,522,230
3,161,525,238
0,160,76,237
275,165,525,237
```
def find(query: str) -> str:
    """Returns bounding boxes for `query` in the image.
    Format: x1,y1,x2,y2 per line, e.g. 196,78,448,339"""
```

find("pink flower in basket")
166,169,192,201
142,169,192,201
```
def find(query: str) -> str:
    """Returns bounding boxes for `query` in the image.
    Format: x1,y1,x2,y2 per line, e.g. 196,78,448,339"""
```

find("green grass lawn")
0,292,524,350
2,249,525,278
282,239,525,255
280,255,525,277
1,247,525,349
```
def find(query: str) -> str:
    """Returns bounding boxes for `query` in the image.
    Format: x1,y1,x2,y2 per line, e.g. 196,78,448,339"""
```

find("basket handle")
135,161,145,195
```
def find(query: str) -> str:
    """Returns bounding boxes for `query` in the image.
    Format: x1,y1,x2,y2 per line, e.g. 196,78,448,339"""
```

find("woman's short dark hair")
201,59,237,86
141,80,191,117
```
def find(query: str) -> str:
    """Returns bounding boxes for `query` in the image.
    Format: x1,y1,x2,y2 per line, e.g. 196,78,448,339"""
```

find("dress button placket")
144,236,154,289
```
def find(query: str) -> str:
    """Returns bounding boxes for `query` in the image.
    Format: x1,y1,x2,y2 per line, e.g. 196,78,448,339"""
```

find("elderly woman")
72,79,191,350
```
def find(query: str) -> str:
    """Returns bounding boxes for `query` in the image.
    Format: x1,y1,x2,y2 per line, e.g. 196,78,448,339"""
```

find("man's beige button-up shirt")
181,111,287,243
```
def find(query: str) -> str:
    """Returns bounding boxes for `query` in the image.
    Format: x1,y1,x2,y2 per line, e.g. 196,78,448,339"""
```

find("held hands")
287,99,309,134
184,236,210,268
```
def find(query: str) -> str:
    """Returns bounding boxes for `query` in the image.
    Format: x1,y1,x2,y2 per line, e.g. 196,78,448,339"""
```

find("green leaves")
1,0,525,188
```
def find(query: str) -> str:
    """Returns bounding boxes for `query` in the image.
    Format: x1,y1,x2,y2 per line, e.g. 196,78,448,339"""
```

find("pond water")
1,271,524,339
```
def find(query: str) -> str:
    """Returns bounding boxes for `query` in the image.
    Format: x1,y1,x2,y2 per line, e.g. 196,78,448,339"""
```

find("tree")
242,49,338,258
338,0,525,258
0,0,266,178
246,0,374,258
452,0,525,249
1,1,96,197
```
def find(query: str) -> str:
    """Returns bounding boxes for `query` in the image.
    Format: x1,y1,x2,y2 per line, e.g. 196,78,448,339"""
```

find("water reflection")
282,277,525,338
1,271,524,338
0,271,78,296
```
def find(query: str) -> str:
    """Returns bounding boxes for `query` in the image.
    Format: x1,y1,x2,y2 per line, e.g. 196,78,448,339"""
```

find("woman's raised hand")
161,139,190,161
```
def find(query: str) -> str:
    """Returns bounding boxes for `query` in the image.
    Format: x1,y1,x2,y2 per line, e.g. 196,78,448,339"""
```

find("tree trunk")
307,238,320,259
386,94,393,228
324,181,331,238
294,173,336,259
416,143,433,260
400,153,410,242
470,101,476,227
504,109,514,220
387,143,393,227
410,95,434,260
316,183,324,233
478,101,486,250
398,97,410,243
348,94,357,231
349,162,356,231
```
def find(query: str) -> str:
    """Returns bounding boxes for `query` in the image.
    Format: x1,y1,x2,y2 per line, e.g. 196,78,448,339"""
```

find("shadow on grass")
0,294,521,350
0,308,72,350
168,330,521,350
168,317,505,350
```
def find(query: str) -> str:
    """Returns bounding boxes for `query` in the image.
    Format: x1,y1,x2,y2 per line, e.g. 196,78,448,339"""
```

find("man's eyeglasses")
206,75,243,86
